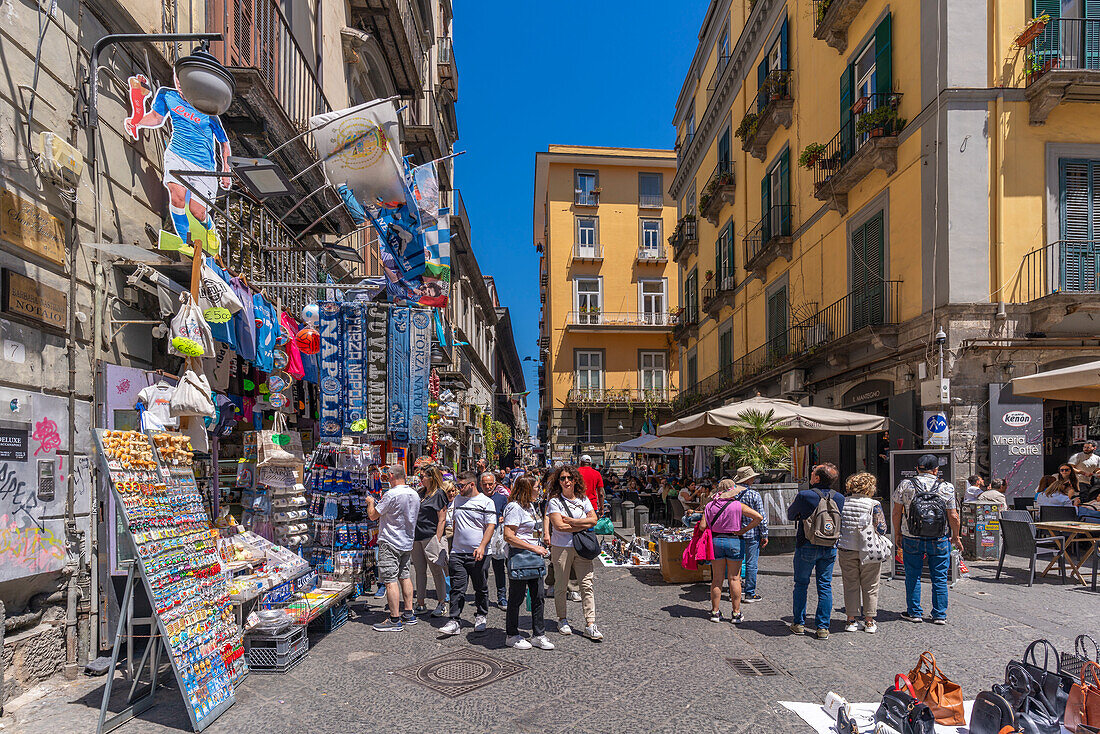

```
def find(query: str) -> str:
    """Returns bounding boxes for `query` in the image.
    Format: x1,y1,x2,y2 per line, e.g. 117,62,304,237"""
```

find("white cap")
580,454,592,465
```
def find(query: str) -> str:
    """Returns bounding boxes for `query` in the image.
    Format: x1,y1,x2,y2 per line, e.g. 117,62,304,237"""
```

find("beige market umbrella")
657,396,887,443
1011,360,1100,402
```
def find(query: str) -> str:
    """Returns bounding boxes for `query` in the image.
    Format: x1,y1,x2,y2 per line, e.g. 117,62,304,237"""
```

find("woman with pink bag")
699,478,762,624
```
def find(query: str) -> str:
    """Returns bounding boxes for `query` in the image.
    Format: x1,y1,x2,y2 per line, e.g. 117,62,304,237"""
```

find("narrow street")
10,553,1094,733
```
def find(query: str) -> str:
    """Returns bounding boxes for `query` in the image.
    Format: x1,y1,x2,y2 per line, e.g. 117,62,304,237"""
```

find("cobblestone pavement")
6,552,1097,734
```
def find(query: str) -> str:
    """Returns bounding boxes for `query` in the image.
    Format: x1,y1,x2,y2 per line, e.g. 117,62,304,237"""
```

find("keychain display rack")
305,443,381,584
93,429,243,733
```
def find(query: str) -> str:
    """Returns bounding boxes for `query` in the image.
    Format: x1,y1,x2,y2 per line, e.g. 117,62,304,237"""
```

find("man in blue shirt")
786,463,844,639
127,75,231,252
731,466,769,602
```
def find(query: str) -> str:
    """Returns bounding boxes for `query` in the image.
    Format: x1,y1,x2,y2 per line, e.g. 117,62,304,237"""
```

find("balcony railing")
811,92,903,214
402,89,454,159
1016,241,1100,301
702,270,737,312
637,244,667,262
674,281,901,412
572,243,602,260
812,0,870,53
1027,18,1100,78
708,54,731,100
437,35,457,98
672,308,698,341
208,0,331,138
575,189,599,207
739,70,794,161
744,204,794,272
567,387,674,406
639,193,664,209
670,216,698,261
699,160,735,224
567,311,679,327
445,188,469,244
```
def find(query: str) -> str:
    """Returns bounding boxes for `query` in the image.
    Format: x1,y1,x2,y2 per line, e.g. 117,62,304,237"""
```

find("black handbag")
506,548,546,580
996,662,1061,734
1017,640,1074,723
874,675,936,734
969,690,1018,734
563,498,601,560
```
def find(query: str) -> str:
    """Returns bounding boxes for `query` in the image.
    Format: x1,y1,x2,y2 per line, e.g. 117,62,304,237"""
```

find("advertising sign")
0,190,66,266
923,411,949,447
0,427,29,462
989,383,1044,499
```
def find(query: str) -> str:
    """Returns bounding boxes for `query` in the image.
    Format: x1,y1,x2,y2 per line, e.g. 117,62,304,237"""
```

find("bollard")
620,502,635,533
634,505,649,538
609,498,624,527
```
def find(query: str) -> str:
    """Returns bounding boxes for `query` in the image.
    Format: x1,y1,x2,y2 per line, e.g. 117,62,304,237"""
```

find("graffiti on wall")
0,514,64,575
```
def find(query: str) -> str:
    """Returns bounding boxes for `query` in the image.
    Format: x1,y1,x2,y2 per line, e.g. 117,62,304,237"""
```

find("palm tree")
714,409,791,472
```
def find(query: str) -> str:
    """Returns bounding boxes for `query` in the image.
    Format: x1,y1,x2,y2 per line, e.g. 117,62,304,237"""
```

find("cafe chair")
1039,505,1079,523
669,497,685,526
996,510,1065,587
1012,497,1033,511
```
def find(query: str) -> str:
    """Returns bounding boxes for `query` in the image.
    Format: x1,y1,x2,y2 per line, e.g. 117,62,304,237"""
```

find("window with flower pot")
639,351,667,396
574,277,602,324
575,170,599,206
639,279,667,323
841,14,893,149
575,350,603,396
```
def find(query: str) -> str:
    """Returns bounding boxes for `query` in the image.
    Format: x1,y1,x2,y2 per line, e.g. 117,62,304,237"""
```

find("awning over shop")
612,434,730,454
658,396,887,443
1011,360,1100,402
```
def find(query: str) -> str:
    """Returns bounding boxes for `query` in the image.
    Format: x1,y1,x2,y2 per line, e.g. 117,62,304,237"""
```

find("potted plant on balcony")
705,269,714,282
816,0,833,27
850,95,870,114
856,105,905,138
1015,14,1050,48
798,142,826,169
714,408,791,475
735,112,760,141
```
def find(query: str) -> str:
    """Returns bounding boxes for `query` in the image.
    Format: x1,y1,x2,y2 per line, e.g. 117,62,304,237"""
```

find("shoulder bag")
996,662,1062,734
1017,639,1074,722
859,501,894,564
506,505,546,580
907,651,965,725
874,675,936,734
563,498,600,560
1066,661,1100,733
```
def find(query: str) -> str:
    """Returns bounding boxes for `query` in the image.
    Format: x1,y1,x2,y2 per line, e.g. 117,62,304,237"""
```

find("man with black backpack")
786,463,845,639
891,454,963,625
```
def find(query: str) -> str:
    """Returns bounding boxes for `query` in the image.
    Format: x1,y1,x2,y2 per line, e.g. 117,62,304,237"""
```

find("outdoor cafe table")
1036,521,1100,586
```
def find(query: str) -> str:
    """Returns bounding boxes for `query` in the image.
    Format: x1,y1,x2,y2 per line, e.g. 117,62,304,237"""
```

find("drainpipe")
64,561,82,676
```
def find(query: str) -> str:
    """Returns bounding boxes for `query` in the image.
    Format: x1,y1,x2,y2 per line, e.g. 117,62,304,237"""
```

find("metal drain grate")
394,648,528,698
726,657,784,677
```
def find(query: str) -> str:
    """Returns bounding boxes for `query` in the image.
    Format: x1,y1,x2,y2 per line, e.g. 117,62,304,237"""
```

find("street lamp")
173,40,235,115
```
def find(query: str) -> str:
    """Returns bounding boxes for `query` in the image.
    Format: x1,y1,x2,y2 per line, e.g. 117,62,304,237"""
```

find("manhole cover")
725,657,784,677
394,648,527,698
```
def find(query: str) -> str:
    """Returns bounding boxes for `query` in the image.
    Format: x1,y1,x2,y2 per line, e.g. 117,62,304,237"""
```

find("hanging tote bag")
168,292,215,358
907,651,966,726
169,363,215,418
257,412,304,467
858,517,894,564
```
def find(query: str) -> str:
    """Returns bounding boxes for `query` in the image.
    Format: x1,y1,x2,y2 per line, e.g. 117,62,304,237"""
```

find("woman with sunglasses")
545,465,602,640
502,475,554,650
411,465,449,617
1036,463,1079,507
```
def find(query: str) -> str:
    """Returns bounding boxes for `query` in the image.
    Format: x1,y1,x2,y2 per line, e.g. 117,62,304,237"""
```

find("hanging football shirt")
279,312,305,378
253,294,276,373
231,277,257,362
151,87,229,169
202,259,239,351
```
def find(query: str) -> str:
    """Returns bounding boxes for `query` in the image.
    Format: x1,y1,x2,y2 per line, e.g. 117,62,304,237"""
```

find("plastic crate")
308,601,348,634
244,626,308,673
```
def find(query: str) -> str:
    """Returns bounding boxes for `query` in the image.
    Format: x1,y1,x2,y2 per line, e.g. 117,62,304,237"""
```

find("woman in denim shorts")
699,478,762,624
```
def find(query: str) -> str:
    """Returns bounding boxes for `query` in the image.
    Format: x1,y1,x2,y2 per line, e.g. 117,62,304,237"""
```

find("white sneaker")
844,621,860,633
583,623,604,641
530,635,556,650
431,602,448,618
506,635,532,649
440,620,460,636
473,615,487,632
568,591,582,602
557,619,572,635
544,586,555,598
864,621,878,634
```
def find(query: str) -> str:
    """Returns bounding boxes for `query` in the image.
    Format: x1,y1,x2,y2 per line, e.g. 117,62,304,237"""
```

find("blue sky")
453,0,710,437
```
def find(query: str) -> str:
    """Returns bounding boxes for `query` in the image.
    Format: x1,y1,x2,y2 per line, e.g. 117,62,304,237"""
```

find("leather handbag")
1018,639,1074,722
907,651,966,725
874,675,936,734
996,663,1062,734
970,690,1019,734
563,498,601,560
1067,662,1100,733
506,548,546,580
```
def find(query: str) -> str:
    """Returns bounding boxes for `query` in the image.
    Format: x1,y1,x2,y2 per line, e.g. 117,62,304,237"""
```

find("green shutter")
727,221,736,278
840,65,854,156
761,173,771,242
1086,0,1100,69
757,60,768,113
851,212,886,329
780,16,789,69
767,288,788,357
1034,0,1061,66
874,14,892,98
779,149,791,236
715,231,726,283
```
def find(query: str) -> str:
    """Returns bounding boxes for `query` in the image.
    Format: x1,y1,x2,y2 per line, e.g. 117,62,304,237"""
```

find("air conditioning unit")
781,369,806,395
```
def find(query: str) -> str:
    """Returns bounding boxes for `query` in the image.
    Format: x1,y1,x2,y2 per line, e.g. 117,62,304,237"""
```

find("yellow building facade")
535,146,680,466
671,0,1100,486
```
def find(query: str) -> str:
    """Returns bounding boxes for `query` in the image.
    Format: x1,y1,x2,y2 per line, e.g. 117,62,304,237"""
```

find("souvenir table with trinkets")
94,429,245,730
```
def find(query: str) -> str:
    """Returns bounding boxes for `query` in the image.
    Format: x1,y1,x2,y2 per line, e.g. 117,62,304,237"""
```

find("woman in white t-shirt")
502,476,554,651
546,465,602,640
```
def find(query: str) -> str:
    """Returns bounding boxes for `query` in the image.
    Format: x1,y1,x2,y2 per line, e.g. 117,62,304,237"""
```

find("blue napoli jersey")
152,88,229,169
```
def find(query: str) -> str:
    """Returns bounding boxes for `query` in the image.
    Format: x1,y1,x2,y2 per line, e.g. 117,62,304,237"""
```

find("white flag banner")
310,100,406,207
